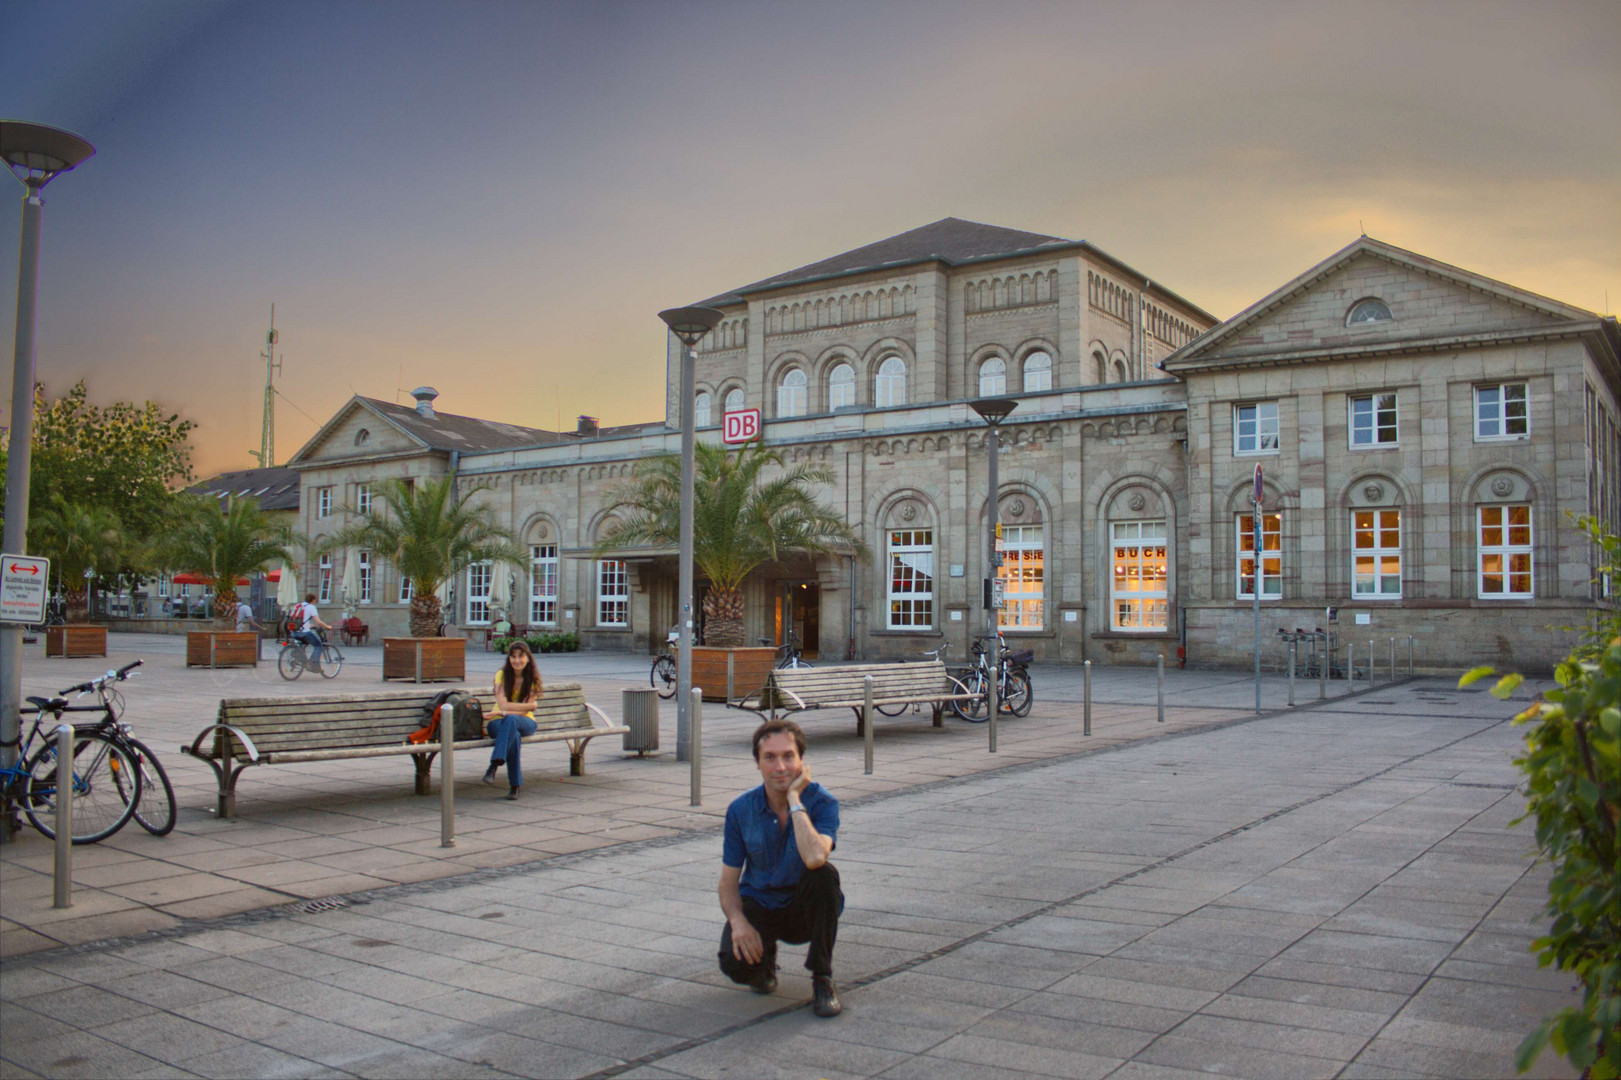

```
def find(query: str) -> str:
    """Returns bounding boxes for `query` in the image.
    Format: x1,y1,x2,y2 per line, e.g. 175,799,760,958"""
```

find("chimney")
575,414,599,438
410,387,438,418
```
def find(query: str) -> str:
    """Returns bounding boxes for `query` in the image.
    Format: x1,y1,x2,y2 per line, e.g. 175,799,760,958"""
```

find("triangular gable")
285,397,432,466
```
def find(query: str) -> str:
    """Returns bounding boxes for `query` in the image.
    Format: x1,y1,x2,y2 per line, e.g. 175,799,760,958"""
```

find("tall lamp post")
658,305,724,763
1,122,94,840
970,396,1017,753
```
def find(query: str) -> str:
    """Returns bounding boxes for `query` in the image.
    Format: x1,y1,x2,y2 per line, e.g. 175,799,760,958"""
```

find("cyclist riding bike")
289,592,334,673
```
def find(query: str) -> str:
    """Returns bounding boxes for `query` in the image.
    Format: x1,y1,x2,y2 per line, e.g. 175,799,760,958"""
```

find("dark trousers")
719,863,842,981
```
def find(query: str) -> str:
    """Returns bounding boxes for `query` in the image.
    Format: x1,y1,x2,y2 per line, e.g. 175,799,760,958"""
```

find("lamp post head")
1,121,94,191
970,397,1019,426
658,306,725,348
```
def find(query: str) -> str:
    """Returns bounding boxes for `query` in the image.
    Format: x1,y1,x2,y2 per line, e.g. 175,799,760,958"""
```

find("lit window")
998,524,1043,630
1236,513,1282,599
356,483,371,516
1352,509,1401,598
694,392,712,428
875,356,907,408
1350,393,1398,447
318,553,333,603
886,530,933,629
777,369,806,418
1476,383,1529,440
1346,298,1393,325
598,560,628,627
466,562,491,625
724,387,745,413
1022,351,1052,392
1479,505,1533,598
358,551,372,604
530,544,558,625
829,363,855,410
978,357,1007,397
1234,402,1279,455
1111,520,1168,631
317,487,332,518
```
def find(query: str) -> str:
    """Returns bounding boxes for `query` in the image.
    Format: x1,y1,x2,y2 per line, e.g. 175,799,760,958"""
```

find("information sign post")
0,555,49,625
1252,464,1263,715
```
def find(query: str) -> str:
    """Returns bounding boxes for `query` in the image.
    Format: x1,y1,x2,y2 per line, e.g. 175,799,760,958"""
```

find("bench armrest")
583,701,615,730
182,723,261,764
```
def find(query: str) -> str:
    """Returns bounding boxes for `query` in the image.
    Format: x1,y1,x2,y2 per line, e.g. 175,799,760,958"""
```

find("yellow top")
490,673,539,718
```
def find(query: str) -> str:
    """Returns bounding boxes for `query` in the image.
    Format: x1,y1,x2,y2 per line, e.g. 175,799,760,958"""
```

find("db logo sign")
722,408,761,445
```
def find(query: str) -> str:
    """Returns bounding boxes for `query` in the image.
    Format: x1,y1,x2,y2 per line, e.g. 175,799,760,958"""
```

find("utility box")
622,688,660,755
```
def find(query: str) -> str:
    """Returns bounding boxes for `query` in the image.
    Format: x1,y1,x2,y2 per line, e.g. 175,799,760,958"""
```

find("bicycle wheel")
951,672,990,722
651,655,677,699
319,645,343,678
1003,670,1033,717
277,645,305,680
23,731,140,843
126,737,177,836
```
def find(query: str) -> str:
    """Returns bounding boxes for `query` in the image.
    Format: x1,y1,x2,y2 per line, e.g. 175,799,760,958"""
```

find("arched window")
777,369,806,418
693,392,712,428
354,429,370,446
875,356,907,408
1093,351,1108,384
1112,358,1128,383
828,363,856,410
1346,298,1393,326
978,357,1007,397
1022,351,1052,392
724,387,744,413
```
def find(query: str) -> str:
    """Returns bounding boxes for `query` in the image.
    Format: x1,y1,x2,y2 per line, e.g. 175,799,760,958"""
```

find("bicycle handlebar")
60,658,143,696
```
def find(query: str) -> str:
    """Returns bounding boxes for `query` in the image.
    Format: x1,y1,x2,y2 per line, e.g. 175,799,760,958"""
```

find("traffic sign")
722,407,761,445
1,554,50,624
1252,463,1264,504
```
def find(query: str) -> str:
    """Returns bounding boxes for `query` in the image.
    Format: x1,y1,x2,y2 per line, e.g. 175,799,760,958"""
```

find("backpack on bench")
407,690,485,744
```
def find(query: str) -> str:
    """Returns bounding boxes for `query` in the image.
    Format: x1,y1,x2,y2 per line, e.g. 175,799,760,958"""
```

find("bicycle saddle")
26,696,68,712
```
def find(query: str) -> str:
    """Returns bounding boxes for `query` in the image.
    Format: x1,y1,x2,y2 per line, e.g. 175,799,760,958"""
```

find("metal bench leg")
569,738,587,777
852,707,865,737
413,751,438,795
931,703,944,727
216,745,235,819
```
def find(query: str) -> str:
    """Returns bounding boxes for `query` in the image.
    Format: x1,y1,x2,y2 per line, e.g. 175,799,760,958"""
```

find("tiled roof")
359,398,565,452
698,217,1076,306
188,466,301,511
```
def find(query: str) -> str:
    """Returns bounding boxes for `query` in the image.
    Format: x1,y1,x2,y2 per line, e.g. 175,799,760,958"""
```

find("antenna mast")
250,304,281,467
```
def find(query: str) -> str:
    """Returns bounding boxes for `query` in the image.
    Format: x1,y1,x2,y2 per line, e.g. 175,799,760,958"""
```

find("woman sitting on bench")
483,641,542,800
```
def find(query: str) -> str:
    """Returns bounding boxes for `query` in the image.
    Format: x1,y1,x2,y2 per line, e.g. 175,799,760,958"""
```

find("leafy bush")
494,632,580,654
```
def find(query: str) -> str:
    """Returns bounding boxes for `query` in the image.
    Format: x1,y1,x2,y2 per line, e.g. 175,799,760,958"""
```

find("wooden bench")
749,661,978,733
179,682,628,818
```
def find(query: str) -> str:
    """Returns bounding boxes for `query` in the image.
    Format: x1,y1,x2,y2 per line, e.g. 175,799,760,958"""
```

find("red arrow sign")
9,563,39,575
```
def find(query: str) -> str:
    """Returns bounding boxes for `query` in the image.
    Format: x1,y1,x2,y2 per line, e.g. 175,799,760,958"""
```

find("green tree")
158,495,292,620
332,476,525,638
28,497,125,623
598,441,862,647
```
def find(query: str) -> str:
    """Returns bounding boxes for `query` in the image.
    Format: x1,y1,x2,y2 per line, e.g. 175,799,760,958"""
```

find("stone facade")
287,223,1620,674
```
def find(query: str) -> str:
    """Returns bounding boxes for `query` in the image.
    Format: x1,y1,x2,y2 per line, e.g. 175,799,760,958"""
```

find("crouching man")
718,719,844,1017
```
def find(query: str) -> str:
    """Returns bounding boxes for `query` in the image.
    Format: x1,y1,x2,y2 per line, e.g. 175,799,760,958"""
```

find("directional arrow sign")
1,554,50,624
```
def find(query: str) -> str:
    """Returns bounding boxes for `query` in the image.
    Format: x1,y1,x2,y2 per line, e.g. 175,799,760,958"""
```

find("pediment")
287,398,425,465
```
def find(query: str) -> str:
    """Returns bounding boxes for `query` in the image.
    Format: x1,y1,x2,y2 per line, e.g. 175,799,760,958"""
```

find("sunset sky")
4,0,1618,478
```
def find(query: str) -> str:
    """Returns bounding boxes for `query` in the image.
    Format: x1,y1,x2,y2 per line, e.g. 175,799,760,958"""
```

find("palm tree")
159,495,292,620
332,476,526,638
29,497,125,623
599,441,862,647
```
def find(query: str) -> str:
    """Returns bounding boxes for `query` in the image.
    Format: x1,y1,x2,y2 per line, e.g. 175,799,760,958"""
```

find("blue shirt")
722,782,839,909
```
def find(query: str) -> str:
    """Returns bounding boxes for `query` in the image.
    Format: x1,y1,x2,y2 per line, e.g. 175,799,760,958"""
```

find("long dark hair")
499,641,541,703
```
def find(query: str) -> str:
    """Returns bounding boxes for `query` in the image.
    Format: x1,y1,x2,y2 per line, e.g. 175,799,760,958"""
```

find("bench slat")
257,725,630,764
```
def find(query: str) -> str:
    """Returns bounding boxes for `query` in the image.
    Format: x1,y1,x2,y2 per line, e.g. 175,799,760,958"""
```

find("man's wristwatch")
789,802,806,815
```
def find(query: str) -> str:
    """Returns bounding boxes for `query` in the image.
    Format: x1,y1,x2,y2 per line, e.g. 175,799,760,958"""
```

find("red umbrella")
170,570,280,586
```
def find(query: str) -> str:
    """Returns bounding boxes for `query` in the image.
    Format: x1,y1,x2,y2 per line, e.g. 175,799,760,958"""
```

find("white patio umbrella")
339,549,359,616
275,561,300,607
488,564,511,620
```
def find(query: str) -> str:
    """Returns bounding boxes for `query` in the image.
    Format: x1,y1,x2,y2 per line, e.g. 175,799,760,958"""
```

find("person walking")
717,718,844,1017
483,641,542,801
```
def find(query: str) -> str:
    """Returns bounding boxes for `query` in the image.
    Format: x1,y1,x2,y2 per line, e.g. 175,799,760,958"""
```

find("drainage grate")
295,896,350,914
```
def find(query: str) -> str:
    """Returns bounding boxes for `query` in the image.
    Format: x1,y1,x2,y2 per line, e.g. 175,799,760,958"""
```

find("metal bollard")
690,688,703,807
54,725,72,909
1157,654,1165,723
1368,639,1375,684
1288,639,1296,706
439,703,455,848
863,676,874,776
1389,637,1396,683
1319,636,1327,700
1408,635,1415,677
1083,660,1092,736
1347,642,1355,693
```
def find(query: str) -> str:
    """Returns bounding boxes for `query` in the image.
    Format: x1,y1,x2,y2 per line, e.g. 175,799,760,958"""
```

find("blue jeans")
486,713,537,787
293,630,323,655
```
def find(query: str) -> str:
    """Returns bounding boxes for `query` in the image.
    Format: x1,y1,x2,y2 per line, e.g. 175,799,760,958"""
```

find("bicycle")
949,635,1034,721
762,632,814,670
277,632,344,680
651,629,678,699
874,643,951,717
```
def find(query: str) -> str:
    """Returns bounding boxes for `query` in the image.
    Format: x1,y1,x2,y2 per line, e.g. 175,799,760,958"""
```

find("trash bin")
622,688,660,755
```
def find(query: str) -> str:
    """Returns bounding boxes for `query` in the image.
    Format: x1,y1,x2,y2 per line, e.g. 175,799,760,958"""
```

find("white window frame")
723,387,745,413
1233,402,1280,455
358,551,372,604
156,574,170,599
875,356,907,408
318,553,333,604
598,559,628,627
1236,512,1282,599
1023,351,1052,393
1351,508,1402,599
828,363,856,410
1349,393,1398,448
978,357,1007,398
530,544,558,626
694,392,712,428
1475,383,1529,441
466,562,491,625
1111,520,1169,632
356,483,372,516
1478,505,1533,598
317,487,332,518
399,574,413,604
998,524,1043,630
777,369,806,418
885,529,934,630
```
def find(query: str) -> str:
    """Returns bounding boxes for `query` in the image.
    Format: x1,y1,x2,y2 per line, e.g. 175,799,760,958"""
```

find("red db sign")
722,408,761,445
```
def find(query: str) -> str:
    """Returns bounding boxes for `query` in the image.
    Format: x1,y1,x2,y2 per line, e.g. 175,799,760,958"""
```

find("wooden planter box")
690,646,776,703
382,637,466,683
45,625,107,658
186,630,259,668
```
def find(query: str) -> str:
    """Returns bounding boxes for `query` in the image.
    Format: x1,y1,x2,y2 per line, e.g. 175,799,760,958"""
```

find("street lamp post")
970,396,1017,753
1,122,94,841
658,306,724,763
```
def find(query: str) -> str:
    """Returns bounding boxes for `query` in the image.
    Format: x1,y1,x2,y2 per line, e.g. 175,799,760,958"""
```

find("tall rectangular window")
1479,505,1533,598
1476,383,1529,440
598,560,628,627
1111,520,1168,631
357,551,372,604
317,487,332,518
997,524,1043,630
1350,393,1398,446
356,483,372,516
399,574,413,603
1234,402,1279,455
466,562,491,624
1352,509,1401,598
530,544,558,625
157,574,169,598
1236,512,1282,599
318,554,333,603
886,529,933,629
